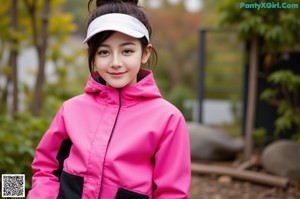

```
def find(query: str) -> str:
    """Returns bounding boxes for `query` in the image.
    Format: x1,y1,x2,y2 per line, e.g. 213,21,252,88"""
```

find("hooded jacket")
27,69,191,199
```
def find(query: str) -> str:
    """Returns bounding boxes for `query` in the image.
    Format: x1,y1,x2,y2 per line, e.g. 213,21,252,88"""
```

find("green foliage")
0,95,67,192
0,41,86,195
62,0,88,32
268,70,300,92
217,0,300,51
260,88,277,101
0,0,83,194
229,95,242,126
0,1,11,39
217,0,300,145
0,1,12,93
260,70,300,138
253,127,267,148
165,84,195,120
275,101,300,133
0,113,49,190
49,12,77,43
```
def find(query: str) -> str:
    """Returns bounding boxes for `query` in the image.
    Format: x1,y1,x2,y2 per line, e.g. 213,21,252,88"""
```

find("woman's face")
94,32,152,88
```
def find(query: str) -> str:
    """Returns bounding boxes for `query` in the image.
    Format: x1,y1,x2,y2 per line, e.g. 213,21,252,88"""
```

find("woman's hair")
86,0,157,77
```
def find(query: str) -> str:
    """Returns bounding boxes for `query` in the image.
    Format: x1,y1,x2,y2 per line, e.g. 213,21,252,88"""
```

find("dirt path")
190,174,300,199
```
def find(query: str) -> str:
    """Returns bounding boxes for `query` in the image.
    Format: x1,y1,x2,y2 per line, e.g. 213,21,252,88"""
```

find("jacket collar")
84,69,162,107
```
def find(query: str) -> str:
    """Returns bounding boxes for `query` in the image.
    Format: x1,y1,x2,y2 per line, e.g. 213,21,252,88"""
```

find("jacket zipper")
98,88,122,199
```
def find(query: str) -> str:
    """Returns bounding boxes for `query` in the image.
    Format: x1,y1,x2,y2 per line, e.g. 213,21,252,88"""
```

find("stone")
218,175,232,184
188,122,244,161
261,140,300,181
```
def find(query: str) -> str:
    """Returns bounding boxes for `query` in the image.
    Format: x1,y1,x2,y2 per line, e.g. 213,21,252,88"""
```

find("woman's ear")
141,44,153,64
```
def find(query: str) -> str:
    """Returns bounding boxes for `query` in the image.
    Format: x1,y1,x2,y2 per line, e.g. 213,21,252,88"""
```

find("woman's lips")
108,71,127,78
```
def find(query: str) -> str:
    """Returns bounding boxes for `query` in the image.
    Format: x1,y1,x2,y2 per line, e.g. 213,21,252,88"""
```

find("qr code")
1,174,25,198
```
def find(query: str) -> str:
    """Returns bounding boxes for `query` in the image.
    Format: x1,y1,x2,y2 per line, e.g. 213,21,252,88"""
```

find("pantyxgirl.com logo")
240,2,299,10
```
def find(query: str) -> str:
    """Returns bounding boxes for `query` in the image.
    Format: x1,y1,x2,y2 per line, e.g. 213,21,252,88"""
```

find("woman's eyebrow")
119,42,136,47
98,42,136,48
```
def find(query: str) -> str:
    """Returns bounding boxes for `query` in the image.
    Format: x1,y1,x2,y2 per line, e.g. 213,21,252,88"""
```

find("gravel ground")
190,174,300,199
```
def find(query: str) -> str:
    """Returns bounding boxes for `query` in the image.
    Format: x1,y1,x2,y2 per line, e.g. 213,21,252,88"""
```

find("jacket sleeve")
153,113,191,199
27,105,69,199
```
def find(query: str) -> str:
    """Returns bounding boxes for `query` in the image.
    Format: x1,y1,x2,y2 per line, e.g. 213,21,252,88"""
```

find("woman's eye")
123,50,133,55
98,50,109,55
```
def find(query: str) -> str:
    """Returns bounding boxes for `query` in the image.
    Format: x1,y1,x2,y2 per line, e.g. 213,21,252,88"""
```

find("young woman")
28,0,191,198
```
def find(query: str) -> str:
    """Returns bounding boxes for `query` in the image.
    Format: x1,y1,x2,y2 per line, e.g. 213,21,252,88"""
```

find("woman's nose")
111,53,121,68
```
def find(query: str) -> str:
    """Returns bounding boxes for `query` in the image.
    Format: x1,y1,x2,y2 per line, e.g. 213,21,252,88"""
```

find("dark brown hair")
86,0,157,77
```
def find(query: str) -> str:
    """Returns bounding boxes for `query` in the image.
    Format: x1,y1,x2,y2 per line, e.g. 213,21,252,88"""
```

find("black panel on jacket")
115,188,149,199
53,138,72,178
57,171,84,199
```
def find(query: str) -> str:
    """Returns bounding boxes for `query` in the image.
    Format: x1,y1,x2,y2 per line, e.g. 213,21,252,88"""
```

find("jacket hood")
84,69,162,105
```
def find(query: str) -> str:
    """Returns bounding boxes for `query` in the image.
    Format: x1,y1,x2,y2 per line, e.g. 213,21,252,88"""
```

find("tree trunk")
30,0,51,116
11,0,19,118
191,162,289,188
244,35,259,161
0,71,10,113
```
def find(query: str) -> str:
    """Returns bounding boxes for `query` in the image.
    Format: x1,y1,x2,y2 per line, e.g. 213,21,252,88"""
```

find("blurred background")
0,0,300,197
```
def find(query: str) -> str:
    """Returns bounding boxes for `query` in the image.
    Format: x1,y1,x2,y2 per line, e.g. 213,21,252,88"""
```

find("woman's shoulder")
62,93,97,108
151,97,184,117
64,93,90,102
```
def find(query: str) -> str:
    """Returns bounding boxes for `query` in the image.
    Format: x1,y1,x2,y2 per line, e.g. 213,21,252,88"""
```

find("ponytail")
88,0,139,12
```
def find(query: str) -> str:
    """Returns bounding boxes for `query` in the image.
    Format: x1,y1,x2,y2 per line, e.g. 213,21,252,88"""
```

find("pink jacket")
28,69,191,199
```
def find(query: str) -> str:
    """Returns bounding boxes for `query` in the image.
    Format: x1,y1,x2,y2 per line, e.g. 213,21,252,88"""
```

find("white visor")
83,13,150,44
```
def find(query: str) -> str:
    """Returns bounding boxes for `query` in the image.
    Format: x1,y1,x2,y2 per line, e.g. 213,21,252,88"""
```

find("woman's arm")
153,113,191,199
27,105,69,199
